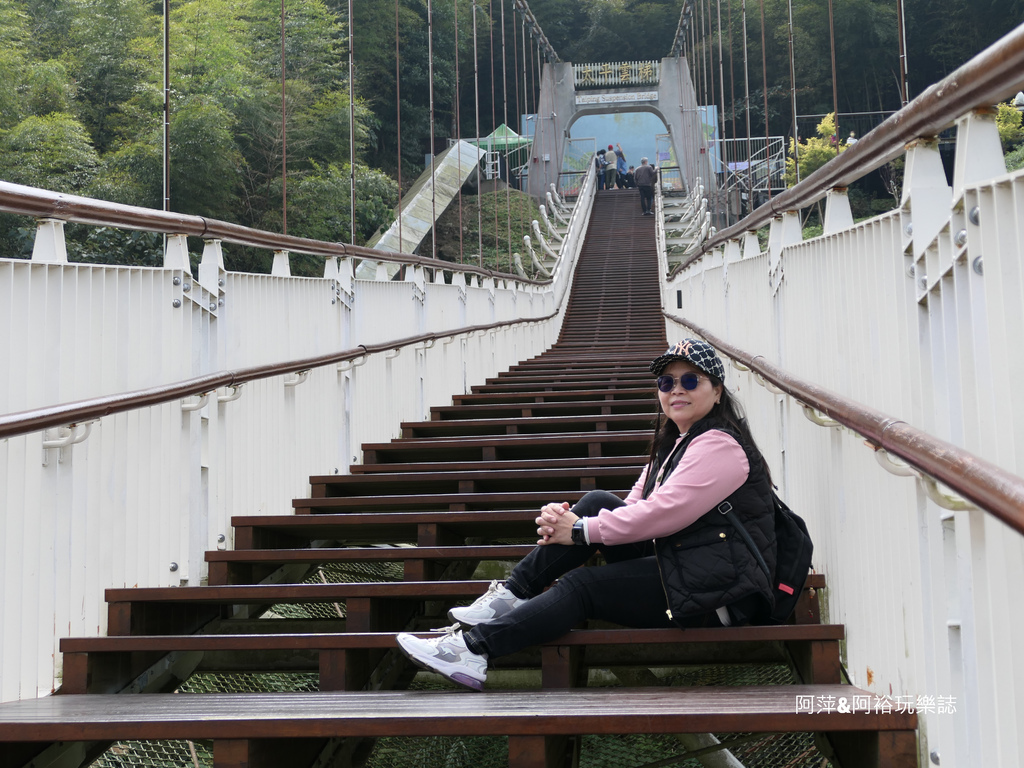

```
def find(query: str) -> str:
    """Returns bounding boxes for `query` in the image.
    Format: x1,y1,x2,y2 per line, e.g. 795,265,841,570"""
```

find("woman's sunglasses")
656,373,702,392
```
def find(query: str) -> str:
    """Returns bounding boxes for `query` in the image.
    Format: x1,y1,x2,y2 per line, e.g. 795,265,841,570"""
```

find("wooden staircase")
0,193,917,768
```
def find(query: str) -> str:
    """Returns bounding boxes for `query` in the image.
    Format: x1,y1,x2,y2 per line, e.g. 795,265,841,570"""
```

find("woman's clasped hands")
536,501,577,545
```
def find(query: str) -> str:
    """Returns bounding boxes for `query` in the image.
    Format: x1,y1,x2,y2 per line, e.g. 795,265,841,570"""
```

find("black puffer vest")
646,421,777,625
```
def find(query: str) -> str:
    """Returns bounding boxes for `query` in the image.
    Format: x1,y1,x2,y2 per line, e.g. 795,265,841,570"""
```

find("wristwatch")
571,519,588,546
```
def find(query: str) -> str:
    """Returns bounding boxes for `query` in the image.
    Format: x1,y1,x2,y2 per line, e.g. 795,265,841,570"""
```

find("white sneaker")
396,624,488,691
448,580,528,627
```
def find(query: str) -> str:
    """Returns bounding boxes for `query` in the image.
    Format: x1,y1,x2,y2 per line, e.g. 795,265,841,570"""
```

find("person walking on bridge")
634,157,658,215
396,340,778,691
604,144,620,189
595,149,608,190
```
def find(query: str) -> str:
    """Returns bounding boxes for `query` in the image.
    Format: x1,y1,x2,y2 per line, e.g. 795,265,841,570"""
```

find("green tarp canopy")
469,124,532,151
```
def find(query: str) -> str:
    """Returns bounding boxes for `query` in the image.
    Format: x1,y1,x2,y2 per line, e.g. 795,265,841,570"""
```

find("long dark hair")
648,376,773,486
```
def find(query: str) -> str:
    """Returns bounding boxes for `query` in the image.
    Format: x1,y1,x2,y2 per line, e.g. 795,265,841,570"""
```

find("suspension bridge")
1,3,1024,768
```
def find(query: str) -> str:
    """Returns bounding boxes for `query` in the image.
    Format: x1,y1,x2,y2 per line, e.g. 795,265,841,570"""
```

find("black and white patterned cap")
649,339,726,382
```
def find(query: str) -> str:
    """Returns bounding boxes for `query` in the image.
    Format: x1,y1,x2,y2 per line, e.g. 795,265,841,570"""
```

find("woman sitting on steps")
396,339,778,691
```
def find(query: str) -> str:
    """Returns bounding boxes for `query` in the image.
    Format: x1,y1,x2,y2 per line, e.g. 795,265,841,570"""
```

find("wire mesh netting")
87,560,833,768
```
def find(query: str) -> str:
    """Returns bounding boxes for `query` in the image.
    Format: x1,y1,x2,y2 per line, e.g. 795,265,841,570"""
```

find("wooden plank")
213,738,326,768
292,490,630,513
60,625,845,655
230,510,539,548
0,687,917,742
348,455,648,475
59,626,844,694
310,465,644,492
105,581,494,605
205,544,533,567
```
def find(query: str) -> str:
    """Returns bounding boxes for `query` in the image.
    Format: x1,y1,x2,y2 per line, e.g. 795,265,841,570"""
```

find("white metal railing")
662,27,1024,768
0,180,596,701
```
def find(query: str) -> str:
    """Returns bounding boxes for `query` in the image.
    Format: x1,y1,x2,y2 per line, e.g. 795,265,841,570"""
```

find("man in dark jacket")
633,157,657,215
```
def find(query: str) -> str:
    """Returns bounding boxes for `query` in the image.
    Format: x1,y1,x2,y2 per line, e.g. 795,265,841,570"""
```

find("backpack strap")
717,501,771,581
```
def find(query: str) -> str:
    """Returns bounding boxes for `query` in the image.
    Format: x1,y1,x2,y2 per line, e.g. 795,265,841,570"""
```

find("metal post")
787,0,799,183
349,0,356,243
428,0,436,259
281,0,288,235
163,0,170,213
473,1,483,266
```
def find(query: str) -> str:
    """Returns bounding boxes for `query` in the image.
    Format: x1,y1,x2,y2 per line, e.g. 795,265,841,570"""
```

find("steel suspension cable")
455,0,464,263
704,0,717,211
535,33,540,117
728,0,736,143
472,1,483,266
395,0,403,253
489,0,499,269
428,0,437,259
716,0,727,218
828,0,839,144
759,0,771,200
702,0,711,132
281,0,287,235
348,0,356,241
501,0,511,274
787,0,799,183
514,11,525,249
896,0,909,105
741,0,753,203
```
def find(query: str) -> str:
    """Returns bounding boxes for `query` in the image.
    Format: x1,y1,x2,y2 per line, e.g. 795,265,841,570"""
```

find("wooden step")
470,380,653,394
60,624,847,695
205,544,535,585
292,489,629,514
0,686,918,768
401,412,655,438
428,399,657,421
452,388,654,405
309,466,642,497
347,455,648,475
231,510,540,549
103,580,499,636
361,431,651,464
480,371,653,386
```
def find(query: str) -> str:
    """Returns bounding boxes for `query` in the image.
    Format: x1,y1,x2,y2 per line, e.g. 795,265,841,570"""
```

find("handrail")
0,181,549,286
674,22,1024,273
0,313,556,442
667,312,1024,537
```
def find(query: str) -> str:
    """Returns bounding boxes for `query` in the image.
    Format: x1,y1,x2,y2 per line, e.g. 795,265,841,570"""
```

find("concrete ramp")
367,140,486,255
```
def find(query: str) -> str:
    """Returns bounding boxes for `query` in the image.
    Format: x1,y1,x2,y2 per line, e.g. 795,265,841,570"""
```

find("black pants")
464,490,717,659
638,185,654,214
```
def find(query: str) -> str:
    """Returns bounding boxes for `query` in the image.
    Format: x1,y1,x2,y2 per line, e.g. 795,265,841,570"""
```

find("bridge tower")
526,56,715,200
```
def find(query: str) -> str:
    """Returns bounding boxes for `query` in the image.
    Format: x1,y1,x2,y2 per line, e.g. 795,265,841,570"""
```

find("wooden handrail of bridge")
0,316,555,441
676,22,1024,272
670,313,1024,537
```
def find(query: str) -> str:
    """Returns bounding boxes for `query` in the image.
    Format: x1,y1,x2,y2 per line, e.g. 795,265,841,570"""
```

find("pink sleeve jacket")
586,430,750,546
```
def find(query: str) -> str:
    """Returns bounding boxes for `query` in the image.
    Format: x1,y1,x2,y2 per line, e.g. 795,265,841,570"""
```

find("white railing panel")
0,138,574,703
666,151,1024,766
424,280,468,330
1,251,569,702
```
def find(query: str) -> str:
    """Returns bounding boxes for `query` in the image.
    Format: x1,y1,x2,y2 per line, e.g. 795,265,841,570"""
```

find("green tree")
24,60,76,117
65,0,156,152
88,141,162,209
169,100,243,219
285,162,397,246
0,113,100,192
785,112,838,186
996,101,1024,152
291,90,379,170
0,1,31,129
